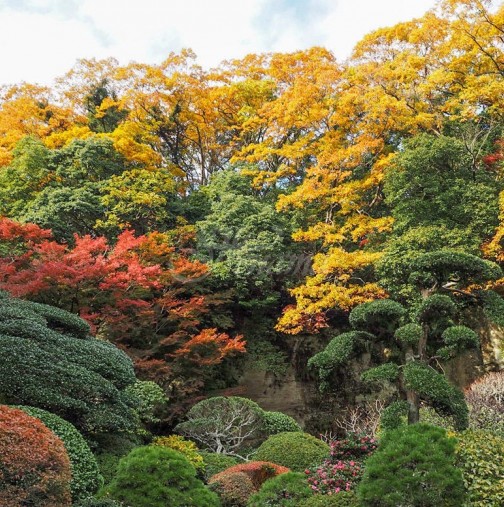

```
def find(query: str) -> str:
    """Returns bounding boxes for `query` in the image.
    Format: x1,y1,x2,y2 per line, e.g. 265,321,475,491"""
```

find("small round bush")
209,471,255,507
0,405,72,506
299,492,359,506
254,432,329,472
18,405,103,502
151,434,204,471
101,446,219,507
74,499,123,507
210,461,290,490
125,380,167,426
358,424,466,507
201,451,239,481
247,472,312,506
455,429,504,507
263,411,301,435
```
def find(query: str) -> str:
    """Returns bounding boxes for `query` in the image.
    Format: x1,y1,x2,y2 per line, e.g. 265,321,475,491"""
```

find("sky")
0,0,438,87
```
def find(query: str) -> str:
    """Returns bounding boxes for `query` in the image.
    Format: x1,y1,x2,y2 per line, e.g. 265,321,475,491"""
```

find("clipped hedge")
0,295,137,437
17,405,103,502
200,451,240,481
210,461,289,490
254,432,329,472
209,471,255,507
262,411,301,434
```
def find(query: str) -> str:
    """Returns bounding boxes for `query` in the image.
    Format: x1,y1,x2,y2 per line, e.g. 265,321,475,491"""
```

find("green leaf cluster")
247,472,312,507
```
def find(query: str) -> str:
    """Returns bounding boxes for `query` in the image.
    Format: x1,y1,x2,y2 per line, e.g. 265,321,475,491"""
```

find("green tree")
357,424,466,507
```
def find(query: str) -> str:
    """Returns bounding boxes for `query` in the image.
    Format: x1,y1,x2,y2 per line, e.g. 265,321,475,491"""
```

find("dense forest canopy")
2,1,504,505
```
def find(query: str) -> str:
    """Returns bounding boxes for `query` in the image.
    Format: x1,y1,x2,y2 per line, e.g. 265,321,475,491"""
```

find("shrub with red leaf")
208,471,255,507
0,405,72,506
209,461,290,490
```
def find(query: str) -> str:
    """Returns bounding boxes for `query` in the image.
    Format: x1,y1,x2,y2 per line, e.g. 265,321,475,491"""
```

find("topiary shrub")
210,461,290,490
358,424,466,507
101,446,220,506
200,451,239,481
299,491,359,506
262,410,301,435
247,472,312,506
151,434,204,471
455,429,504,507
254,432,329,472
17,405,103,503
208,471,255,507
0,295,137,438
0,405,72,506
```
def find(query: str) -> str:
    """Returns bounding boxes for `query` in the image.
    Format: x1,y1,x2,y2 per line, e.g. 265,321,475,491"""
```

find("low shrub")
455,429,504,507
358,424,466,507
306,460,363,495
262,411,301,434
328,433,377,461
74,499,123,507
101,446,220,506
151,434,204,471
247,472,312,506
0,405,72,506
208,471,255,507
299,491,359,506
254,432,329,472
17,405,103,502
210,461,289,490
200,451,239,481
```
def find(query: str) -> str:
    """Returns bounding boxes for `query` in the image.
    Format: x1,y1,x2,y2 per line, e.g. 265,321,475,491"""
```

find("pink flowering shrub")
305,460,363,495
328,433,377,462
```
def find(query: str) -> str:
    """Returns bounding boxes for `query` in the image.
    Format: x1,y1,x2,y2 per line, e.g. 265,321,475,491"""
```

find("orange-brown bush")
209,461,289,490
0,405,72,506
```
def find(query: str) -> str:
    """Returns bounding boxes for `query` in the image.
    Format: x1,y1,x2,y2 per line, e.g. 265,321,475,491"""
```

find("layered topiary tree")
0,405,72,506
0,292,138,439
309,250,502,429
253,432,329,472
17,405,103,503
357,424,466,506
101,446,220,507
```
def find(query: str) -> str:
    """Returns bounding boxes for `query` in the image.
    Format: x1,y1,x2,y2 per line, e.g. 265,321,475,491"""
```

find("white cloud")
0,0,439,86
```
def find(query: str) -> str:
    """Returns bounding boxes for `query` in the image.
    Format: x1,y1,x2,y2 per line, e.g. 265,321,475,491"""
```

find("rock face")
236,315,503,432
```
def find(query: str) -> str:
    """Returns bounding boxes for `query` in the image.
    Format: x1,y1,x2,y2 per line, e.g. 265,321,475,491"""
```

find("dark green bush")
358,424,466,507
201,451,240,481
394,323,422,346
247,472,312,506
0,295,137,437
299,492,359,506
254,432,329,472
74,499,123,507
17,405,103,502
101,446,220,506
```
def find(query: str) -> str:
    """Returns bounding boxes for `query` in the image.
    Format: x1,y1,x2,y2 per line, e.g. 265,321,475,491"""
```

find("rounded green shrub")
101,446,220,507
151,434,204,471
17,405,103,502
455,429,504,507
125,380,167,426
74,499,123,507
349,299,405,332
358,424,466,507
394,323,422,346
262,411,301,434
254,432,329,472
299,492,359,506
200,451,240,481
247,472,312,506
